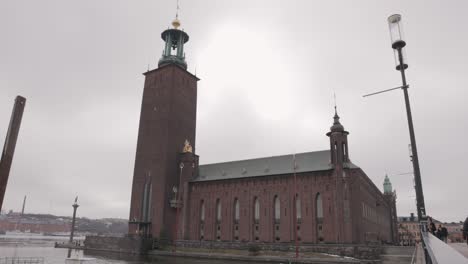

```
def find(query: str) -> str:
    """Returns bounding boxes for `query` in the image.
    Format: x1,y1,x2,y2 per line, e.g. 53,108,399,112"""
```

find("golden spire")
172,0,181,29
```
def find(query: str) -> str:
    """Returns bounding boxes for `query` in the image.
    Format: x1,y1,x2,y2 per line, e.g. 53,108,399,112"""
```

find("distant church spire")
158,1,189,69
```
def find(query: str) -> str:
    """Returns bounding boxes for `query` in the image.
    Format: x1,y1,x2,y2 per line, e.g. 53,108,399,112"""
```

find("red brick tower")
128,17,199,240
326,107,350,243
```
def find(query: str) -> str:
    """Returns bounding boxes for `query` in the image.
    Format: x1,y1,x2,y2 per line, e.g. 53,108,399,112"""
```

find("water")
0,235,260,264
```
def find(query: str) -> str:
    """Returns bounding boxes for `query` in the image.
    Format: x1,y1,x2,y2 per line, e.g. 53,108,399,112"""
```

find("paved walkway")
450,243,468,258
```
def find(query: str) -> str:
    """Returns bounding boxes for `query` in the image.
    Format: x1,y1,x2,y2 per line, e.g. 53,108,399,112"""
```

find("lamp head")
388,14,406,50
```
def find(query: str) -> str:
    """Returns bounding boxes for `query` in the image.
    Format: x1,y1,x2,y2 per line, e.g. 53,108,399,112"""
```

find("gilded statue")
183,139,193,153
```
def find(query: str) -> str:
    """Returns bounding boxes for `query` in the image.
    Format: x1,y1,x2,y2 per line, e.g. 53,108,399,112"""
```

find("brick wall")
184,168,395,245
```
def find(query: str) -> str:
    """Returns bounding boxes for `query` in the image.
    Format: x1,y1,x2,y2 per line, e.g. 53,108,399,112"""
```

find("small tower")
383,174,399,244
326,107,350,166
158,17,189,69
383,174,393,194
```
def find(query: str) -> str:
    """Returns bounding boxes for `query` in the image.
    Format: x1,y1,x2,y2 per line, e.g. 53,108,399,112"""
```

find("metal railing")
410,244,417,264
0,257,44,264
420,221,468,264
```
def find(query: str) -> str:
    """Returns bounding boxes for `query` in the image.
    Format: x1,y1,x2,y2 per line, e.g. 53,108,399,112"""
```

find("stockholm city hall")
128,16,398,245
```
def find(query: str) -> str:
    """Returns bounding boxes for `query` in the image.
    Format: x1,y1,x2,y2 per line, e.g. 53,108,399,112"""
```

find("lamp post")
68,196,79,258
387,14,426,221
69,196,79,243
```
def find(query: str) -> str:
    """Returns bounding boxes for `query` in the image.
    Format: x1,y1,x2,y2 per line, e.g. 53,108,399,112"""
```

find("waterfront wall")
174,240,382,260
84,236,152,254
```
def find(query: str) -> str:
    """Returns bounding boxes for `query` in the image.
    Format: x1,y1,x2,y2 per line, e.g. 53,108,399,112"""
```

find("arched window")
296,194,301,220
234,199,240,221
274,195,281,241
254,197,260,221
200,200,205,240
342,142,347,161
233,198,240,241
316,193,323,218
200,200,205,222
274,196,280,221
216,199,221,222
316,193,324,242
253,197,260,241
215,199,222,240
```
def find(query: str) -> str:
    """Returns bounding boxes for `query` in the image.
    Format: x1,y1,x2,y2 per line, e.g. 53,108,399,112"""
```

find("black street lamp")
387,14,426,221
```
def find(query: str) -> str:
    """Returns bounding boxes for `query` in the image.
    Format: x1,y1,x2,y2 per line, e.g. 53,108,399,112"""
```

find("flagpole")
293,154,299,259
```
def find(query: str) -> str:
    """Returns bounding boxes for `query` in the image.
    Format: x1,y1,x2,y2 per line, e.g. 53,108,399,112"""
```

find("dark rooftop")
193,150,359,182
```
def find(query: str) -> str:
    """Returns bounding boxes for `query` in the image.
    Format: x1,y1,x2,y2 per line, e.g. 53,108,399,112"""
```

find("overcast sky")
1,0,467,222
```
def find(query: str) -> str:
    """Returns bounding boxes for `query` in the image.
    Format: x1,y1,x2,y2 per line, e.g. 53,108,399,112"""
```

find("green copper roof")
383,174,393,194
193,150,359,182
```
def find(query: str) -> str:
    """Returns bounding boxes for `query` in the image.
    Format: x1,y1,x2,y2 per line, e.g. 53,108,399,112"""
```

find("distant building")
128,17,398,245
399,214,465,245
443,222,464,242
398,213,420,246
0,212,70,233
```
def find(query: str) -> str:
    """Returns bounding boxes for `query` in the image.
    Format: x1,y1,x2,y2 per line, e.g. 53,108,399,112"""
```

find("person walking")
436,225,443,240
440,224,448,243
463,217,468,245
428,217,436,235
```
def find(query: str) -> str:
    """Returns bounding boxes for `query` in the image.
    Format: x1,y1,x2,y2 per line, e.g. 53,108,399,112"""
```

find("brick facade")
128,24,398,246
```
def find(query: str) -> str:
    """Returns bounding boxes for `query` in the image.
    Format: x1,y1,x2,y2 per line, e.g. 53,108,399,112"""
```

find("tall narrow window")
200,200,205,240
234,199,240,221
254,197,260,221
274,196,281,221
253,197,260,241
334,142,338,163
316,193,324,242
274,196,281,241
216,199,222,240
296,195,301,220
316,193,323,218
295,194,302,241
216,199,221,222
200,200,205,222
342,142,347,161
254,198,260,221
233,198,240,241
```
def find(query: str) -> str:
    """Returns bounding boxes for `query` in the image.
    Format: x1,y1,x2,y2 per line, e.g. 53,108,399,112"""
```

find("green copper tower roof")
158,18,189,70
383,174,393,194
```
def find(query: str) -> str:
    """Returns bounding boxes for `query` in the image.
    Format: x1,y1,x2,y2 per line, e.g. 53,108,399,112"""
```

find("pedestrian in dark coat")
436,225,443,240
463,217,468,244
429,218,436,235
440,225,448,243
